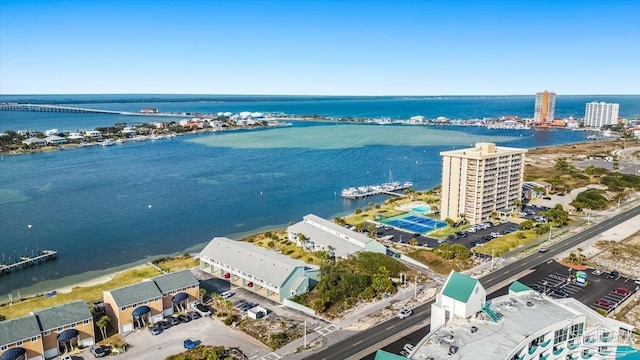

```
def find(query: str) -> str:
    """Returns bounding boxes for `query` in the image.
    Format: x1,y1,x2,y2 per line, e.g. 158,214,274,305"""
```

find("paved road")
304,205,640,360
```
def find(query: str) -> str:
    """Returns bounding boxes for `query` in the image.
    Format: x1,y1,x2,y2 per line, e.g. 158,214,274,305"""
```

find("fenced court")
380,213,447,234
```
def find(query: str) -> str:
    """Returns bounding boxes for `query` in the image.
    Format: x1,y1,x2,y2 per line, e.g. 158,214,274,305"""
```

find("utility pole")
304,315,307,347
414,275,417,298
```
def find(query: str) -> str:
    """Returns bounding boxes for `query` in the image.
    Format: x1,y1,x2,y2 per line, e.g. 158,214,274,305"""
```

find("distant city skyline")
1,0,639,95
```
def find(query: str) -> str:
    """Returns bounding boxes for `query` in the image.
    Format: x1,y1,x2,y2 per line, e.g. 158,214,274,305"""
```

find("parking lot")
78,312,271,360
518,261,640,314
370,219,523,252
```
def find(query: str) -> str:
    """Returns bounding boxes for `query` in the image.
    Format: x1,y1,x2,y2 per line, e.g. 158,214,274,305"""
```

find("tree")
367,202,374,211
513,199,522,210
444,217,455,227
355,223,366,233
367,224,377,237
297,233,307,243
520,220,534,230
96,315,111,342
267,241,275,248
355,208,363,214
199,288,207,302
409,238,418,246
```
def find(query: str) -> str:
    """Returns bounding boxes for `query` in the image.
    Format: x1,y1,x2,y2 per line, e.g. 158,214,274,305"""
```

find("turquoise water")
412,206,431,213
617,346,640,359
0,95,616,298
379,213,447,234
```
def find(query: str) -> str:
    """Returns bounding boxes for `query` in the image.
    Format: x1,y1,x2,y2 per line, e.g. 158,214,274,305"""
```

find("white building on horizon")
406,271,636,360
584,102,620,128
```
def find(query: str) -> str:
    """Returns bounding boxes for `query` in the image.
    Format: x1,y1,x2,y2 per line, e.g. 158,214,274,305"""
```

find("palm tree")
96,315,111,342
355,223,366,233
409,238,418,246
199,288,207,302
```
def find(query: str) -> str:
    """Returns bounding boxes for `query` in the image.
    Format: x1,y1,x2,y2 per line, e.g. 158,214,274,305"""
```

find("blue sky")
1,0,638,95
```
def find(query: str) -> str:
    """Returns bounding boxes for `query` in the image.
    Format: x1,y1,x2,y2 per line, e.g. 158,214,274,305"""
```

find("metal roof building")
287,214,387,258
199,237,319,303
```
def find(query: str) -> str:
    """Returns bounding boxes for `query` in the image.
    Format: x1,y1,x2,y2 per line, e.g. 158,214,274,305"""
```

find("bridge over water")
0,103,175,117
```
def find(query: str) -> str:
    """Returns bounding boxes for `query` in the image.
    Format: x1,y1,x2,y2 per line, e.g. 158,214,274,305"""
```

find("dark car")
412,233,421,238
178,314,191,323
608,270,620,279
188,311,201,320
482,235,493,242
90,345,107,358
552,288,569,298
530,284,544,293
167,316,181,326
156,320,172,330
148,325,163,335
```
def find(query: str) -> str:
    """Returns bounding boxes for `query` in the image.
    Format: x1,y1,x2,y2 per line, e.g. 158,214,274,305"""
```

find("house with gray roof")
0,300,96,360
0,315,43,360
287,214,387,258
103,270,200,333
32,300,94,358
200,237,319,304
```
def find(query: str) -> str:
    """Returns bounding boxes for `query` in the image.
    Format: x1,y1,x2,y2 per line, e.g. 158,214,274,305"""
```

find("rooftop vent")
470,326,478,333
526,301,534,307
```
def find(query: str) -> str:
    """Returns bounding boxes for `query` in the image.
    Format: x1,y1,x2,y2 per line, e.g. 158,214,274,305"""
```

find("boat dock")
0,249,58,276
341,181,413,199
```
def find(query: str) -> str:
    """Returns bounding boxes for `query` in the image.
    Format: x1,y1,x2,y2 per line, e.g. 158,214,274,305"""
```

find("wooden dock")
0,250,58,276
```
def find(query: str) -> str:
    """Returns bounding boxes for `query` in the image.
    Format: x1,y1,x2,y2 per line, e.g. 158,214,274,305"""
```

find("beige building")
440,143,526,224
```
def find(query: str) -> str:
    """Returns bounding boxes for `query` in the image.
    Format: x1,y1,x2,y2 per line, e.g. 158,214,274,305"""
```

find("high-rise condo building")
440,143,526,225
584,101,620,128
534,91,556,125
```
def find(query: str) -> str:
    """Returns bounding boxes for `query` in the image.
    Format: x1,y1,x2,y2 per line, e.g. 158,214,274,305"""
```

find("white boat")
101,139,115,146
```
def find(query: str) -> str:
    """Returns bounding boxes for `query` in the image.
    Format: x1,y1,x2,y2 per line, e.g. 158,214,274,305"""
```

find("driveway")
86,315,272,360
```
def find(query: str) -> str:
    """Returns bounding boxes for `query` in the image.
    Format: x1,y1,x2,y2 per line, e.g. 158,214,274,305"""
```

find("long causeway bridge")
0,103,176,116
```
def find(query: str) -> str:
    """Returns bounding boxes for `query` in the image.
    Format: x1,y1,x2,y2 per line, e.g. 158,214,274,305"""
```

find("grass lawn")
429,224,470,239
155,255,199,272
472,230,539,256
243,229,327,265
0,266,161,320
406,249,475,274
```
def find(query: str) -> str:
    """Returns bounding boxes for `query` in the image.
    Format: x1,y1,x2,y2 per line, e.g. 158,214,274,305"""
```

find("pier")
341,181,413,199
0,249,58,276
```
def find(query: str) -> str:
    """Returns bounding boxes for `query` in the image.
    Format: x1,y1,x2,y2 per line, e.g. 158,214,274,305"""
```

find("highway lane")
304,205,640,360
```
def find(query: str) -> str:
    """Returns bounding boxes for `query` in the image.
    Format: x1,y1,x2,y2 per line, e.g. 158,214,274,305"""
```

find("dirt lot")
526,139,638,167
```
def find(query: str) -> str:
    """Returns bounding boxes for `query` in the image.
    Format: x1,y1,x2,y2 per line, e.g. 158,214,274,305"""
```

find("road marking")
386,324,396,330
353,340,363,346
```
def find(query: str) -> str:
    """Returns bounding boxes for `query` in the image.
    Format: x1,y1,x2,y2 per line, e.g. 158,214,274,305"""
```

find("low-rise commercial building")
287,214,387,259
200,237,319,304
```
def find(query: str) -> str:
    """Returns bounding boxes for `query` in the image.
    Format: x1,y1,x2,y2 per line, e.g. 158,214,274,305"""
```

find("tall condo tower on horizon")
440,143,527,225
533,91,556,125
584,101,620,128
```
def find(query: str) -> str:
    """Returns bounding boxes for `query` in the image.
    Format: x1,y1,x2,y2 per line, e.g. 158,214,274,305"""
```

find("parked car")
187,311,202,320
220,291,234,299
538,246,549,253
404,343,415,353
608,270,620,279
543,196,552,200
552,288,569,298
194,302,212,316
397,309,413,319
183,339,201,349
166,316,181,326
614,288,630,295
148,325,163,335
156,320,172,330
595,299,613,308
635,278,640,285
90,345,107,358
60,356,73,360
178,314,191,323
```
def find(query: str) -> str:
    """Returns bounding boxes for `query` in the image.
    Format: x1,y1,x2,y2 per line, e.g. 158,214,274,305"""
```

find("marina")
0,249,58,276
341,181,413,199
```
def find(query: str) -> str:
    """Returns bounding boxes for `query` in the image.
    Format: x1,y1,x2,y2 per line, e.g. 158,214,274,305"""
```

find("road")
304,204,640,360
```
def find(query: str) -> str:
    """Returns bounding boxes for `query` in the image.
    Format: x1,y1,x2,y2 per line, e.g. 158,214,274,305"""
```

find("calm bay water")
0,95,635,298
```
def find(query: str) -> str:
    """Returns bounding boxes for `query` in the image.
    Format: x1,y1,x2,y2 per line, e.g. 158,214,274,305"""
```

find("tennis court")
380,213,447,234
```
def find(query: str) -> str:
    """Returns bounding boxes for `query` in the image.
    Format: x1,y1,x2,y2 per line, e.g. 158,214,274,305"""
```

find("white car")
634,278,640,285
397,309,413,319
60,356,73,360
220,291,233,299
